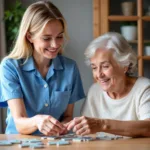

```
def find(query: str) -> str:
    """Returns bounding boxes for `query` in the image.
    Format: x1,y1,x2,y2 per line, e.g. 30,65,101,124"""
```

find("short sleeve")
69,63,85,104
138,87,150,120
0,59,23,107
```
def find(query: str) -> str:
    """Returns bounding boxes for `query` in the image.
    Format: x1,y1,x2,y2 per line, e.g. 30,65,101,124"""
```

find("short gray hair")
84,32,137,75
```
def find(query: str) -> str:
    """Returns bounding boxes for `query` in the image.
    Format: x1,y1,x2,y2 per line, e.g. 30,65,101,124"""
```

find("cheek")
58,39,64,46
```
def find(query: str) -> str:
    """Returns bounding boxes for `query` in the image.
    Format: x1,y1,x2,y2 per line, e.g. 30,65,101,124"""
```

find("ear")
26,32,33,43
123,66,128,74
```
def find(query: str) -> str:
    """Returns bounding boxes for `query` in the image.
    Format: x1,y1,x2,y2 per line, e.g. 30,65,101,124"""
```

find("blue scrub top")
0,55,85,134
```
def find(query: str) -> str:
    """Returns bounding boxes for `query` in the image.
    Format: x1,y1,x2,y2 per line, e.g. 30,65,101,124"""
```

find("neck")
107,76,136,99
33,53,51,78
33,52,51,69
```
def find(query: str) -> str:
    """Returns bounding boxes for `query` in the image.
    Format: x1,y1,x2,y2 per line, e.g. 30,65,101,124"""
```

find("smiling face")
90,48,127,92
27,19,64,61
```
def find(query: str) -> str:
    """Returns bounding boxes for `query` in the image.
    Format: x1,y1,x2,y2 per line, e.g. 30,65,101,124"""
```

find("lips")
45,48,57,53
100,79,110,83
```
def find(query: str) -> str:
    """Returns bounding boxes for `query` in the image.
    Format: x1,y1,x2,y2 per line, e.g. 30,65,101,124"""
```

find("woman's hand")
35,115,66,135
67,116,103,135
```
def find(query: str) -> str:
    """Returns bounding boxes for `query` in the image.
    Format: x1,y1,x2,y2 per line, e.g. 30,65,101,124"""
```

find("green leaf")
3,0,26,52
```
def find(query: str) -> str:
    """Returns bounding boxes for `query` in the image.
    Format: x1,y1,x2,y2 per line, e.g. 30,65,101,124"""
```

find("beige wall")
0,0,6,133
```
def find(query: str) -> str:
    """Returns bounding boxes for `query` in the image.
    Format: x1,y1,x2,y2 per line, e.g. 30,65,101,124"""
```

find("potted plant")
120,21,137,41
4,0,25,53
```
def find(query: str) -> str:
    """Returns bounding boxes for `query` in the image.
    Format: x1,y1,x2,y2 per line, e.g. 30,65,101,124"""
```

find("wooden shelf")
108,16,139,21
142,56,150,60
142,16,150,21
93,0,150,76
128,40,150,44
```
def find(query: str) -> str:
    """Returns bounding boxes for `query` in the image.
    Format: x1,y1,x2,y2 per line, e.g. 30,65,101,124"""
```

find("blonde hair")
6,0,68,60
85,32,137,75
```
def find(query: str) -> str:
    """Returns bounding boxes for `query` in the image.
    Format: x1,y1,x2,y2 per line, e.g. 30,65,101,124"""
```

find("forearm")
100,119,150,137
14,116,38,134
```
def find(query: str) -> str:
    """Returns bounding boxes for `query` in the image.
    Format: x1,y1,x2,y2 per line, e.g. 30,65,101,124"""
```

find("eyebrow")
42,32,64,37
90,61,110,66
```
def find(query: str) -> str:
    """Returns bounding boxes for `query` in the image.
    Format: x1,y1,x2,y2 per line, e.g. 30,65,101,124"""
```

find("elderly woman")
67,32,150,137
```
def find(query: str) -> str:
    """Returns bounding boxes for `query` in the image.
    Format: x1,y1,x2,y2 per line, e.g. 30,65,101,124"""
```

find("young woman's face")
29,20,64,60
90,49,126,92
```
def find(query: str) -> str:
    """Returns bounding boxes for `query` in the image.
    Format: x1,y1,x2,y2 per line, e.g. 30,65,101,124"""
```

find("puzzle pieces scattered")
0,132,126,149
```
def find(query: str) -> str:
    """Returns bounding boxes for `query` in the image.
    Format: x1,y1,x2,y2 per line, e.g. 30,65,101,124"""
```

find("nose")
50,38,58,48
97,68,104,79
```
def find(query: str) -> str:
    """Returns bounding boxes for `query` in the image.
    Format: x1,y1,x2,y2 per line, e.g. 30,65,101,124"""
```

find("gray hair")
84,32,137,75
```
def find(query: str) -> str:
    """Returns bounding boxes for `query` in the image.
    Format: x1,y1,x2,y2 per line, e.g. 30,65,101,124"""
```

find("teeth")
100,79,109,83
46,49,57,52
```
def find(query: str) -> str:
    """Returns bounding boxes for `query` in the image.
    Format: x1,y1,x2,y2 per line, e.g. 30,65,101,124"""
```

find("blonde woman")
0,1,85,135
67,32,150,137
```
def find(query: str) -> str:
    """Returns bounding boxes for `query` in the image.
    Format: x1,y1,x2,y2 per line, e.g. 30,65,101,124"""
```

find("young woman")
0,1,85,135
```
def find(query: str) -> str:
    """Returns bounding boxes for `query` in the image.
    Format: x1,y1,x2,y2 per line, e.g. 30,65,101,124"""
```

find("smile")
45,48,58,53
100,79,110,83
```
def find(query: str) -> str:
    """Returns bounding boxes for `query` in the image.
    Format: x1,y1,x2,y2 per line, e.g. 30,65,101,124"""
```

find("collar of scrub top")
21,55,64,71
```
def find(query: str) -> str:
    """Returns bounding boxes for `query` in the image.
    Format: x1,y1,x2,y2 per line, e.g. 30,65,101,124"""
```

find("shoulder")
0,58,23,76
1,58,21,68
135,77,150,88
133,77,150,94
58,55,77,67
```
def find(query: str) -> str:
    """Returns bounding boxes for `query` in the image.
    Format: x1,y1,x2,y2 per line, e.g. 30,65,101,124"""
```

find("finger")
60,128,68,135
46,121,63,134
48,116,65,129
80,128,90,136
73,123,83,132
63,121,71,128
76,126,88,135
40,128,50,136
67,117,82,130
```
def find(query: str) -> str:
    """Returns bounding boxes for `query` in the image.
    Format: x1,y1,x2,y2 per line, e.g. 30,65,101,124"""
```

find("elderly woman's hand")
67,116,103,135
35,115,66,135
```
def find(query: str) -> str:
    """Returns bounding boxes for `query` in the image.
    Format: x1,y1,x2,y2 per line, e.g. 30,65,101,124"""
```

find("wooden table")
0,134,150,150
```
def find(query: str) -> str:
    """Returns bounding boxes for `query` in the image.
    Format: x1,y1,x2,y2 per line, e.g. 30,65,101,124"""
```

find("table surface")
0,134,150,150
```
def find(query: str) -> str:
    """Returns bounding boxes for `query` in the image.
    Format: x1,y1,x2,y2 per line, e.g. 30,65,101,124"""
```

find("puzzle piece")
18,143,30,148
0,141,12,146
47,136,59,140
47,140,70,146
47,141,58,145
9,139,22,144
30,144,45,149
96,136,114,140
56,141,70,146
61,137,73,141
72,136,93,142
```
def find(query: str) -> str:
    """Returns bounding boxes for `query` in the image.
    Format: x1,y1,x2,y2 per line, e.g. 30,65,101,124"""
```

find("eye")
103,65,109,68
56,36,63,39
42,37,51,41
92,67,97,70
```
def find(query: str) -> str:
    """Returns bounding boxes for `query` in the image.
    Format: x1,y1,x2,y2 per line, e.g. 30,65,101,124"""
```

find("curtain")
0,0,7,133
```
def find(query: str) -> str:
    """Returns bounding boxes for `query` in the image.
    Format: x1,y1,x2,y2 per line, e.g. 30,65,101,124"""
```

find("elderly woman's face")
90,48,126,92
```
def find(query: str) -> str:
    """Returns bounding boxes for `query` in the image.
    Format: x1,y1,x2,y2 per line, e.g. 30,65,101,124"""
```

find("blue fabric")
0,55,85,134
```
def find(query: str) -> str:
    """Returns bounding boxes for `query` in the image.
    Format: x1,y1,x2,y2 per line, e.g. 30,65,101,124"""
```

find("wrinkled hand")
35,115,66,135
67,116,103,135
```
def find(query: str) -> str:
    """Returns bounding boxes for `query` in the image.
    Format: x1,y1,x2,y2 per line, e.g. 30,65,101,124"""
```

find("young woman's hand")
35,115,66,135
67,116,103,135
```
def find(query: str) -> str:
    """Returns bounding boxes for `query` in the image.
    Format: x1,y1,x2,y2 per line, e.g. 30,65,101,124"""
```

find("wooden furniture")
1,134,150,150
93,0,150,76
